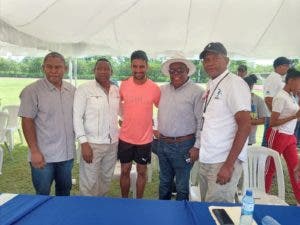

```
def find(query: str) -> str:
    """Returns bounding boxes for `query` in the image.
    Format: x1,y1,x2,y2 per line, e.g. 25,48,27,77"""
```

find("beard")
133,73,146,80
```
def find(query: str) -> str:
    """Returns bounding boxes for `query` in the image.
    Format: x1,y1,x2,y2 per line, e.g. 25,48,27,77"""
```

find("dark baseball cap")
199,42,227,59
273,57,291,68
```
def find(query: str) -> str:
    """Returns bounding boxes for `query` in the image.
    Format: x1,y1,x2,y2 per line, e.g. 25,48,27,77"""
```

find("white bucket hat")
161,57,196,77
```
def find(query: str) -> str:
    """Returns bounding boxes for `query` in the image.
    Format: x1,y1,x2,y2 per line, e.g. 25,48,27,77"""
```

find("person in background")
18,52,75,196
157,57,204,200
118,50,160,199
244,74,269,145
237,64,248,78
198,42,251,203
266,68,300,205
73,58,119,196
262,57,291,147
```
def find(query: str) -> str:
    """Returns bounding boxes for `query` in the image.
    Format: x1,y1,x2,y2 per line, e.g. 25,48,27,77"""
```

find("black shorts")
118,139,152,165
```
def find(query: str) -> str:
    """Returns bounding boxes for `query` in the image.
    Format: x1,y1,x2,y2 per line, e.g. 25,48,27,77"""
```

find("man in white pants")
73,58,120,196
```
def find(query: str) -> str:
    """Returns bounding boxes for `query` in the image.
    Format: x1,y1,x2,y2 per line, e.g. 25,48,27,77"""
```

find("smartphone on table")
212,208,234,225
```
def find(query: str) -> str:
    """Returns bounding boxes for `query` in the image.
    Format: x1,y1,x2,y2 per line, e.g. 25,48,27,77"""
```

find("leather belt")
159,133,195,143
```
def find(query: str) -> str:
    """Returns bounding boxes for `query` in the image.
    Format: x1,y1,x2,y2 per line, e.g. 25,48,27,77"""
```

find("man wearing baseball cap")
198,42,251,203
262,56,291,147
156,56,204,200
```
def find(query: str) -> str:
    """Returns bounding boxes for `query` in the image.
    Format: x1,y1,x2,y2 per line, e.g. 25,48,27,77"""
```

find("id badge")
200,116,205,131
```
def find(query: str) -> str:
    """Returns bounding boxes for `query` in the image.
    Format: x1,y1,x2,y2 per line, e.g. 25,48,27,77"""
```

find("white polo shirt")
263,72,285,98
272,89,299,135
200,70,251,163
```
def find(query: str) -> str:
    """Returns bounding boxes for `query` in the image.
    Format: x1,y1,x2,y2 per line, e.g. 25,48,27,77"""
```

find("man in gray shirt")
244,74,269,145
157,57,204,200
18,52,76,196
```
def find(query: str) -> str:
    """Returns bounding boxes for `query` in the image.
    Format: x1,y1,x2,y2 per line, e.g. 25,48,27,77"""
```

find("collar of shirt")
282,89,297,103
169,78,191,90
272,71,285,82
43,78,71,92
281,74,286,82
207,69,229,91
94,79,110,95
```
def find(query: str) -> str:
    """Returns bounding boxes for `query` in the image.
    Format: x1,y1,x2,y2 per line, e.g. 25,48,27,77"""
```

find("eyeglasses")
169,68,187,75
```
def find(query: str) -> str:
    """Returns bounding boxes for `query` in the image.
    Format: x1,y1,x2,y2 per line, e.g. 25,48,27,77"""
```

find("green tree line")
0,56,298,83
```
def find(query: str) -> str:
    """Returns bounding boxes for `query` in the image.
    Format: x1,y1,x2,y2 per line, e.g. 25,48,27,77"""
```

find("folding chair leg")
4,142,13,161
18,128,23,144
147,164,152,183
130,172,137,198
0,146,3,175
5,130,14,152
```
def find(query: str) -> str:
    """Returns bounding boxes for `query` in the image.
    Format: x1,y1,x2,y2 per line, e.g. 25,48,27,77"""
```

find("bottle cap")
246,189,253,196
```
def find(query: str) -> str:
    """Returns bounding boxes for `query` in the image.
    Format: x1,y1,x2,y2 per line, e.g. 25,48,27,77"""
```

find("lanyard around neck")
203,72,229,113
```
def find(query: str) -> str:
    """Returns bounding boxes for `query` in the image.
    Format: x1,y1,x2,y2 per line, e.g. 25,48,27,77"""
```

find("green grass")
0,77,297,205
0,77,89,106
0,78,38,106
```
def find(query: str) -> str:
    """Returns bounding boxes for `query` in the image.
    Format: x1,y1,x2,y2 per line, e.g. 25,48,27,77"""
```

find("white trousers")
79,142,118,196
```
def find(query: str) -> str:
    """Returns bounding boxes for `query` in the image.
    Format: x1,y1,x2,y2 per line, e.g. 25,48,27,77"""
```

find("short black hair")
285,68,300,84
130,50,148,63
273,56,290,69
244,74,258,87
238,64,247,72
94,58,112,70
43,52,66,65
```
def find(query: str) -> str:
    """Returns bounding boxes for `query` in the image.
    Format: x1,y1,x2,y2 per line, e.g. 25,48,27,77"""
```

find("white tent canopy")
0,0,299,58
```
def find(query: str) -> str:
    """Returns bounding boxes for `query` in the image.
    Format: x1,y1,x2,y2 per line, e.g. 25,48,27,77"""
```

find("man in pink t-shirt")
118,50,160,198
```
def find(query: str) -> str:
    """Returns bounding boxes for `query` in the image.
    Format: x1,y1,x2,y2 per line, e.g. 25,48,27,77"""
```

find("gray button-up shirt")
158,79,205,148
18,78,76,163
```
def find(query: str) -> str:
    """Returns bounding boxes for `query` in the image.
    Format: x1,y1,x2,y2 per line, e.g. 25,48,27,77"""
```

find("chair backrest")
0,111,8,142
2,105,20,128
242,146,285,201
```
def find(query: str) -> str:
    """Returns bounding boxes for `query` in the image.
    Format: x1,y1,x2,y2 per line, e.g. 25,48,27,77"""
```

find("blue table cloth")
1,194,300,225
1,194,51,225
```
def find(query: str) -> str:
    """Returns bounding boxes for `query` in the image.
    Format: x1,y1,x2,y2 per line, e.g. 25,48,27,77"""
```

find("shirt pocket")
37,92,56,120
85,95,104,132
86,95,104,111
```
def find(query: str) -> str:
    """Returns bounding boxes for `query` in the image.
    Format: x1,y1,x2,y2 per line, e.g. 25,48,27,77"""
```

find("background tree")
0,56,298,82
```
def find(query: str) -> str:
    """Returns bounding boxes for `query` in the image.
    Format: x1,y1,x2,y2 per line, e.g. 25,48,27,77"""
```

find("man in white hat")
156,57,204,200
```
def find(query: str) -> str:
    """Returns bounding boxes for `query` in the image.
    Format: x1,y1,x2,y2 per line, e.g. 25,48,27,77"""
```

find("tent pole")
74,58,78,87
68,58,73,84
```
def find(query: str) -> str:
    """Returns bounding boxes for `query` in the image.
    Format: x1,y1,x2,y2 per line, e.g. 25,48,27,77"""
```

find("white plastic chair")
241,146,288,205
147,153,159,183
2,105,23,152
0,111,9,174
189,161,201,201
112,162,137,198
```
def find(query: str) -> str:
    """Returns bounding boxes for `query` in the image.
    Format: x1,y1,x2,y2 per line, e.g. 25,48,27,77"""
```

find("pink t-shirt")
119,76,160,144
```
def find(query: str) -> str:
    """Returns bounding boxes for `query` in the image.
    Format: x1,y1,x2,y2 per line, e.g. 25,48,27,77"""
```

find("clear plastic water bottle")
239,189,255,225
